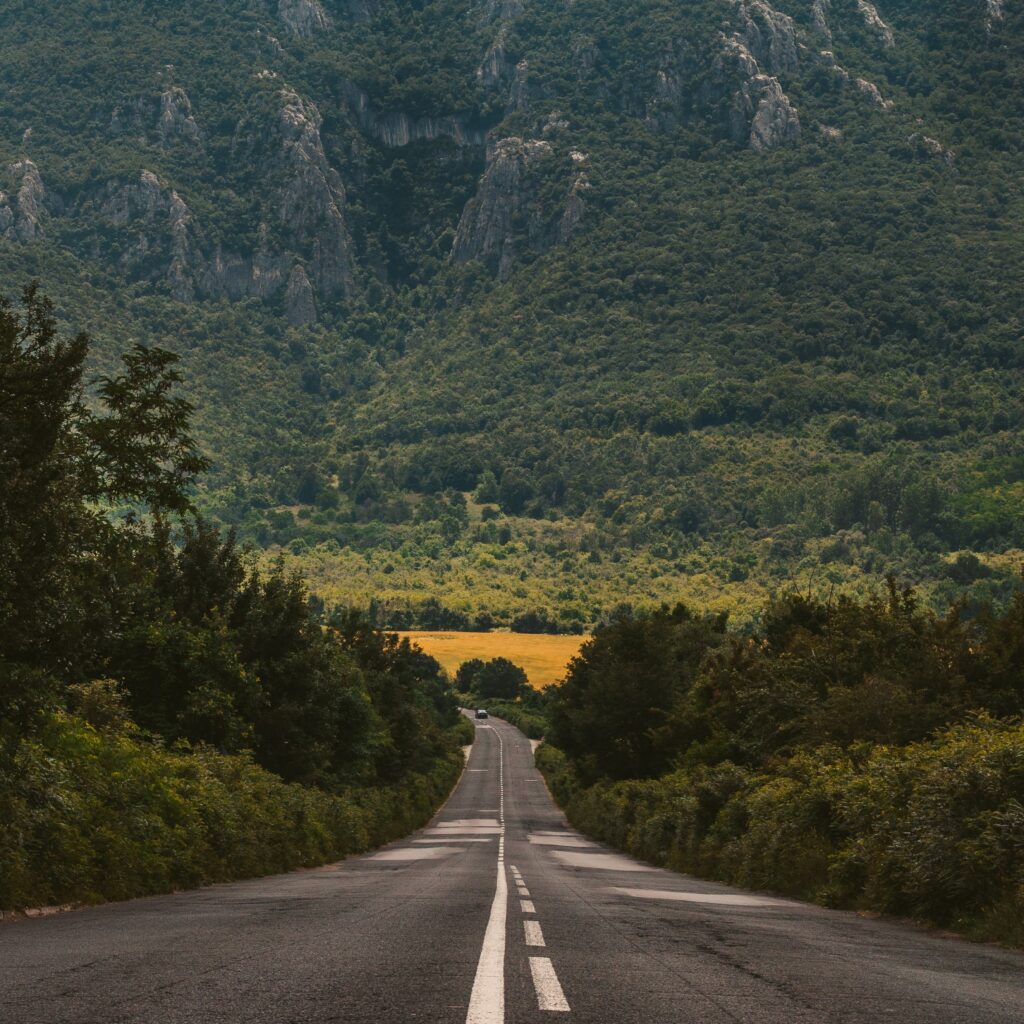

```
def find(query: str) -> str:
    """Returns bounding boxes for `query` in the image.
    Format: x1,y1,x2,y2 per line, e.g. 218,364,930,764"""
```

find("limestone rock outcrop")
110,87,202,148
719,36,801,151
452,137,584,279
735,1,799,75
856,0,895,48
340,81,487,147
811,0,832,42
478,30,516,90
272,86,355,301
0,160,48,242
285,264,317,325
88,169,201,301
735,75,801,151
277,0,331,37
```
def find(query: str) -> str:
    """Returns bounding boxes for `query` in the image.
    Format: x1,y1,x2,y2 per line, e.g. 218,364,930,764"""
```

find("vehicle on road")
475,709,489,719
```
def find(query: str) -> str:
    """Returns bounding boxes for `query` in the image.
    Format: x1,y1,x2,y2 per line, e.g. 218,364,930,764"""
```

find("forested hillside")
1,0,1022,627
0,288,466,910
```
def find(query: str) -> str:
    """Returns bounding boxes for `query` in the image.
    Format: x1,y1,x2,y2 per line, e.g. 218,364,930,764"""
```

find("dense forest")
0,0,1021,628
537,586,1024,944
0,287,467,910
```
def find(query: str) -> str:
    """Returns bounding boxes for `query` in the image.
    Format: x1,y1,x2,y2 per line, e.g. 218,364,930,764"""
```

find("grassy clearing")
396,631,587,689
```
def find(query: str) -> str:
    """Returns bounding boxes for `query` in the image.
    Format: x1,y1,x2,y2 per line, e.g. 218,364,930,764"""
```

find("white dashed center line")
466,726,507,1024
520,899,536,914
524,921,545,947
529,957,570,1012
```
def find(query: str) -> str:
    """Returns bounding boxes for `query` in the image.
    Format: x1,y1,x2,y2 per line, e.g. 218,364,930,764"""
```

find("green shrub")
0,712,460,911
539,719,1024,946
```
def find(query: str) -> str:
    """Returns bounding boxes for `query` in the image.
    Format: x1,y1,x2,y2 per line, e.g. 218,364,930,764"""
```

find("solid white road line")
524,920,545,947
466,727,507,1024
529,957,570,1012
520,900,536,914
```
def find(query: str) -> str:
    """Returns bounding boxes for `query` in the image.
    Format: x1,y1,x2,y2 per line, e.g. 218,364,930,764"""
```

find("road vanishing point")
2,714,1023,1023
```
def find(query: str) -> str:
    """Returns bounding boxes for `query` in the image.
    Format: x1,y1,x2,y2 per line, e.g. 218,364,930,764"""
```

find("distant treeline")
331,597,584,635
0,287,464,911
539,583,1024,946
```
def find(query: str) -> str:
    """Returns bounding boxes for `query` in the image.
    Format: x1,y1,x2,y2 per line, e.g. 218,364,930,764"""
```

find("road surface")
2,714,1023,1023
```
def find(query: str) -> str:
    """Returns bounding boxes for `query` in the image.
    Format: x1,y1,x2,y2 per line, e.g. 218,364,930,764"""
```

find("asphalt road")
2,714,1023,1023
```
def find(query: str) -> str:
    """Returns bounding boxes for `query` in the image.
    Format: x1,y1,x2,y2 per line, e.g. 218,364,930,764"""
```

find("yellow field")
395,631,589,689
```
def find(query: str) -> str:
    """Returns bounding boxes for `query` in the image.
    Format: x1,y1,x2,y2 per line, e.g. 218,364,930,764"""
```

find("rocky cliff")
0,0,981,317
451,137,587,280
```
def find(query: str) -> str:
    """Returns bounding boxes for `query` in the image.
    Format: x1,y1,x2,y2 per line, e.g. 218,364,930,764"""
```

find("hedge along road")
2,714,1023,1024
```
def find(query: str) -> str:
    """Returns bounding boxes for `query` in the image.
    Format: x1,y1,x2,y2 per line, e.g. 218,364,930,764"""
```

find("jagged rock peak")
478,28,516,89
110,86,202,148
810,0,832,42
285,265,317,325
723,34,762,78
278,0,331,37
741,76,801,151
855,77,894,109
0,160,47,242
734,1,799,74
93,169,199,301
276,86,354,299
986,0,1006,29
451,136,552,276
856,0,895,48
158,87,202,145
339,80,487,147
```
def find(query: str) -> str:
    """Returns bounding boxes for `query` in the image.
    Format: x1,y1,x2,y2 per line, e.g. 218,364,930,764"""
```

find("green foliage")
456,657,529,701
541,585,1024,944
2,1,1023,620
0,709,460,911
540,720,1024,946
0,287,465,908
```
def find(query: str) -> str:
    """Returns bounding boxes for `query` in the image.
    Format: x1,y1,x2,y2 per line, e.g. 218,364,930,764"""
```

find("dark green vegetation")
453,655,549,736
0,288,463,911
539,587,1024,945
0,0,1021,626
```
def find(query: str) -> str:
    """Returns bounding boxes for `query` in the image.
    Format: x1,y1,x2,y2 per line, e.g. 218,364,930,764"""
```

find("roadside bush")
0,712,461,911
538,719,1024,946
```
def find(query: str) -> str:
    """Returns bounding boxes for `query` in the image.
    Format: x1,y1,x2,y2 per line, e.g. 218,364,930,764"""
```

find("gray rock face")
340,81,487,147
1,160,47,242
82,82,355,318
88,169,200,301
986,0,1005,29
274,86,354,301
735,75,801,151
277,0,331,37
811,0,832,42
717,36,800,151
908,133,955,166
735,1,799,75
159,87,202,145
856,0,895,48
854,77,894,109
478,30,516,90
285,264,317,325
452,137,588,279
110,87,202,148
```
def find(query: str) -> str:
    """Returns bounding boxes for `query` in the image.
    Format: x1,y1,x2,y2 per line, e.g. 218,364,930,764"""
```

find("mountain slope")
1,0,1022,626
